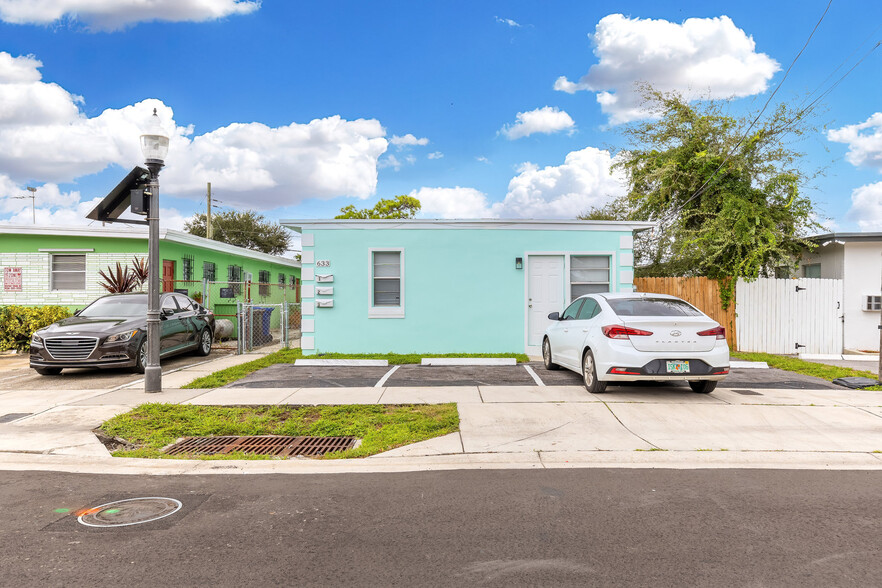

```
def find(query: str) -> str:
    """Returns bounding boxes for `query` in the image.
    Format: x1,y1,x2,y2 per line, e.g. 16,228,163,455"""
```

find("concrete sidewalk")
1,350,881,474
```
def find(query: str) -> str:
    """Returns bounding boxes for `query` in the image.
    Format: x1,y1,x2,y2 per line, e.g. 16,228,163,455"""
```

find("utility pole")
878,253,881,383
206,182,213,240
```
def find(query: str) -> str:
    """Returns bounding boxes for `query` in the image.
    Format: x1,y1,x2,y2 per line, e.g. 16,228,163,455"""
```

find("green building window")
182,254,194,281
51,254,86,290
278,273,286,287
203,261,216,282
228,265,242,294
258,270,271,297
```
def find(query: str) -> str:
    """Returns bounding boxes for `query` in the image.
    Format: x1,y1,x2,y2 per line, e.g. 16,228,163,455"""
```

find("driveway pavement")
226,361,843,389
0,350,880,474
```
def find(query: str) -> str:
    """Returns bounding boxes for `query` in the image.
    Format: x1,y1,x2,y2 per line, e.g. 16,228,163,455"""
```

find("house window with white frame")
570,255,610,298
51,254,87,290
370,249,403,317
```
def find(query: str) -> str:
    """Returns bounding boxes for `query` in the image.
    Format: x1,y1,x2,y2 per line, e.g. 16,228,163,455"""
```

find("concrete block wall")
0,251,139,308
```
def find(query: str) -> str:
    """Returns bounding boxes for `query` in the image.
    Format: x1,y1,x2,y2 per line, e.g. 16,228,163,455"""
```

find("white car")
542,292,729,393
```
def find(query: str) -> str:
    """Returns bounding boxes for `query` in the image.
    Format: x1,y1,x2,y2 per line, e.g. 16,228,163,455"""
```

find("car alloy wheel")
201,329,212,354
582,350,607,393
134,340,147,374
542,338,558,370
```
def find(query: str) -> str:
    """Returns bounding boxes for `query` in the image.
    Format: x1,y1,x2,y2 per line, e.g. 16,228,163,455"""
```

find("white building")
799,233,882,352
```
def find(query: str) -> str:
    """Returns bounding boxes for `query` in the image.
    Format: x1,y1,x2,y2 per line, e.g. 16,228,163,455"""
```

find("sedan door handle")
563,329,569,333
582,329,589,333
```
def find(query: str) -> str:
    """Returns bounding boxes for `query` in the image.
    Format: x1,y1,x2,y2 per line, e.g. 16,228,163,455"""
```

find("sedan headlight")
31,333,43,346
105,329,139,343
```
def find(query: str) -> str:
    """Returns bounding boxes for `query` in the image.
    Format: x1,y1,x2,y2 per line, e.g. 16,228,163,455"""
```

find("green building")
0,225,301,313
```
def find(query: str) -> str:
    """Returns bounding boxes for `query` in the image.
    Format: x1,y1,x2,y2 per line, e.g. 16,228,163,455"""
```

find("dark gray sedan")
29,292,215,376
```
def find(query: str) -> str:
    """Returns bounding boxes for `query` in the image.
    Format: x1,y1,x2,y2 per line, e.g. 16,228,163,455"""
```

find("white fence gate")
736,278,843,355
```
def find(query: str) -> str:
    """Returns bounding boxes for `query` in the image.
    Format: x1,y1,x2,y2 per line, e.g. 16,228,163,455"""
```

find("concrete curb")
1,449,879,475
295,359,389,367
421,358,517,366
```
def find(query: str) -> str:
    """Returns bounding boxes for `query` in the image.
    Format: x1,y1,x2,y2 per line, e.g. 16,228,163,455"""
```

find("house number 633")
316,260,331,267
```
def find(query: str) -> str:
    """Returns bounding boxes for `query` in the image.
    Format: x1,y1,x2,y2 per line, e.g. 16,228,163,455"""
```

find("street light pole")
140,108,169,394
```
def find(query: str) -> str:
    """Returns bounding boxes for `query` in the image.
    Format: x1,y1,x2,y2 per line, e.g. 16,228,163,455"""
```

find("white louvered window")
51,254,86,290
370,249,404,318
570,255,610,299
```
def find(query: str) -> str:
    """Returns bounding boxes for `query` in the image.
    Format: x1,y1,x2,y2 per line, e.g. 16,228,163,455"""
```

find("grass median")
731,351,881,390
184,348,530,389
100,402,459,460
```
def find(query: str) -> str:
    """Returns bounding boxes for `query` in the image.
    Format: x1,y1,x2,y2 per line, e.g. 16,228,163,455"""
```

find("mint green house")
0,225,301,313
281,219,652,356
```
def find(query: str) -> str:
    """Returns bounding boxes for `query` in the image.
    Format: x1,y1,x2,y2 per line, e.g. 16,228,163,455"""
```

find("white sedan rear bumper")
593,339,730,382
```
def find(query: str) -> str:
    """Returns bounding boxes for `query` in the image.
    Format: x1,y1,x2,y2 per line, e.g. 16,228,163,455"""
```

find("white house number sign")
316,260,331,267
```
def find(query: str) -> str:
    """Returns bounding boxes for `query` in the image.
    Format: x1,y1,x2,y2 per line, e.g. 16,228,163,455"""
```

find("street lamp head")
140,108,169,165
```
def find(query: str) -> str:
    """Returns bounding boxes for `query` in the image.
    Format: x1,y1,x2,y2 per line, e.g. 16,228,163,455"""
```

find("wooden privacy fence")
633,277,737,350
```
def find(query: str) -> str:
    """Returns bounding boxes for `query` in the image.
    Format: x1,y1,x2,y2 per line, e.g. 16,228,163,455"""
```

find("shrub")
0,305,72,352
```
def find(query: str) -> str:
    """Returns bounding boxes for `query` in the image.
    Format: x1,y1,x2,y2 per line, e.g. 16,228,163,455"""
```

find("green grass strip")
101,402,459,460
184,348,529,389
731,351,881,390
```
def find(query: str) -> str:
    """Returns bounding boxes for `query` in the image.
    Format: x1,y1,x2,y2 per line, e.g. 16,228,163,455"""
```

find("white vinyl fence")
736,278,844,355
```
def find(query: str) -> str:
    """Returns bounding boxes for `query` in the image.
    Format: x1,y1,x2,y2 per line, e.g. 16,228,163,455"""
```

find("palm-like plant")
131,256,149,286
98,263,139,293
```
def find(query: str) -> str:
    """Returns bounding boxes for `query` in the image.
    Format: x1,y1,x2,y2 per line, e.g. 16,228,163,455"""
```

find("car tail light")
602,325,653,339
609,367,642,375
697,326,726,340
711,368,730,375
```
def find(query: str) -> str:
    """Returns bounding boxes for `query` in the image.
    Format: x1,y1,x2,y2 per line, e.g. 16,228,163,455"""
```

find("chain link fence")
165,279,300,353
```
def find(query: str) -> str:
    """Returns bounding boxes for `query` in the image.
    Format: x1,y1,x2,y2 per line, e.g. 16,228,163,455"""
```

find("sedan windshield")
607,297,702,317
79,295,147,318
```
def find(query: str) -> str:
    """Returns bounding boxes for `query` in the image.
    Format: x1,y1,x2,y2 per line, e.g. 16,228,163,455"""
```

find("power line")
655,0,834,227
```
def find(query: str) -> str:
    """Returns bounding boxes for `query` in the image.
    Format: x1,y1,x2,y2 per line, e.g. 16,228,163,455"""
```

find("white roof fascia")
280,219,655,233
0,225,300,269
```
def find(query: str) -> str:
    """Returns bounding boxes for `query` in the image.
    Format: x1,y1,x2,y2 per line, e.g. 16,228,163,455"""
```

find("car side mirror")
547,312,560,321
73,309,81,316
162,308,175,317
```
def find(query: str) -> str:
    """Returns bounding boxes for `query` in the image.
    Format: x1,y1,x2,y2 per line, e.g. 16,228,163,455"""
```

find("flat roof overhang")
281,218,656,233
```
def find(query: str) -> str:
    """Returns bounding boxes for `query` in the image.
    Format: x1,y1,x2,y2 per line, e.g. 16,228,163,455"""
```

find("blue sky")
0,0,880,242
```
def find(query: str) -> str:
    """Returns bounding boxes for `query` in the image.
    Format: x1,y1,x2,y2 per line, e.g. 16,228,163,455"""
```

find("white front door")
527,255,565,347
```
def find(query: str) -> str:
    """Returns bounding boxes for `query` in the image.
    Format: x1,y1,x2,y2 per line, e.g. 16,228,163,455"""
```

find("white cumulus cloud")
555,14,779,124
427,151,444,160
412,187,496,219
390,133,429,148
413,146,626,219
499,146,627,217
0,51,392,212
847,182,882,231
828,113,882,173
0,0,259,31
501,106,575,140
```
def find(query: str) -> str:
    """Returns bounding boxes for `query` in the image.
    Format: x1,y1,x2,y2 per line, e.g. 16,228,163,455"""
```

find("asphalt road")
0,348,234,391
3,469,880,587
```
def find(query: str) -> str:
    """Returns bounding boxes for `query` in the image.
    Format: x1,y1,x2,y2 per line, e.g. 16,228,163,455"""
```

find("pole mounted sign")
3,267,22,291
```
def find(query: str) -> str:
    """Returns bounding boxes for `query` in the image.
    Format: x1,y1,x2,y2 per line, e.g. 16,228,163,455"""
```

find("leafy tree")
184,210,292,256
582,88,821,305
335,195,421,219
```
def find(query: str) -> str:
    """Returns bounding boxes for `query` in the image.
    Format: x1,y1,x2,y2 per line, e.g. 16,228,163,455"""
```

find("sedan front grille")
44,337,98,360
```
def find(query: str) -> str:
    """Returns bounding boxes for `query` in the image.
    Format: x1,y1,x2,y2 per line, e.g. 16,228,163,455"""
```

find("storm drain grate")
732,389,763,396
163,435,358,457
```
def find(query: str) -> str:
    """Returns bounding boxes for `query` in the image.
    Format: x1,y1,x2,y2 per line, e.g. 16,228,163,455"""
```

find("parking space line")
523,365,545,387
374,365,400,388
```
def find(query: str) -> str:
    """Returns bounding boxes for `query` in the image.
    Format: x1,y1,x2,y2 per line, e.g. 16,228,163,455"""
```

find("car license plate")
666,361,690,374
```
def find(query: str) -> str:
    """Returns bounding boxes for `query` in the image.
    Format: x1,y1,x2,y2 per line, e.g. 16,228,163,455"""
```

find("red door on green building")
162,260,175,292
